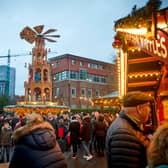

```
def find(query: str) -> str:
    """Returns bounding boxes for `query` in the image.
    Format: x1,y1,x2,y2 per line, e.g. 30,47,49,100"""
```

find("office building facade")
49,54,117,109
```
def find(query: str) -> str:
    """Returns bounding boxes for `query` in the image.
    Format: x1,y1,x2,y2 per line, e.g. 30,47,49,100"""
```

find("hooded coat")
9,121,67,168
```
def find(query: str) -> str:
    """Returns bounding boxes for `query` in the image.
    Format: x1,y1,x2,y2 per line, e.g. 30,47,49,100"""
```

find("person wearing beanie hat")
106,91,153,168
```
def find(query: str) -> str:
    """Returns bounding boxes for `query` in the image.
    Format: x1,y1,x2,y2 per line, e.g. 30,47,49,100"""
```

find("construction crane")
0,49,32,96
0,48,57,96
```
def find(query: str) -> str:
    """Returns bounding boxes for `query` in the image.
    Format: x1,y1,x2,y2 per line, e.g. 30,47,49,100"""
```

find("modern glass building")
0,65,16,97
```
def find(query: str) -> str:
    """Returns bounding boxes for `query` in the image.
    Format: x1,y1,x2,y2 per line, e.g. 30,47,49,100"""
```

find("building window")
56,88,59,97
62,71,68,80
88,105,92,109
88,63,91,68
88,88,92,98
53,62,59,68
81,87,86,97
72,60,75,65
71,104,76,109
96,88,99,98
71,87,76,98
94,64,98,69
70,71,78,80
79,69,86,80
80,61,83,66
81,104,86,109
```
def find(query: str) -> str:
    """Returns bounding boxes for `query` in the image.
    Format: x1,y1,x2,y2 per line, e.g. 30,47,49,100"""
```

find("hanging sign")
125,29,168,64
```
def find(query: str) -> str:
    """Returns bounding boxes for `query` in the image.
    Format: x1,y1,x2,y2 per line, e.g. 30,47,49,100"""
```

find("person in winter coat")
81,113,93,161
46,112,58,138
11,113,19,130
69,116,80,159
9,113,67,168
1,122,12,162
147,123,168,168
106,91,153,168
94,114,107,156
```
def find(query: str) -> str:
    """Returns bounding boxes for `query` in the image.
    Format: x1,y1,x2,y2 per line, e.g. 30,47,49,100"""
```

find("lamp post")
19,96,21,102
54,96,57,102
53,77,56,87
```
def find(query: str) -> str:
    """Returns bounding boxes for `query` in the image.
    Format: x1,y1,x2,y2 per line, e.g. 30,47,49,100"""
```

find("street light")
54,96,57,102
19,96,21,102
53,77,56,87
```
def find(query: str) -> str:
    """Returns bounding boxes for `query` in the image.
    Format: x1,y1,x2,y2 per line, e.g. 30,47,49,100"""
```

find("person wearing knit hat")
106,91,153,168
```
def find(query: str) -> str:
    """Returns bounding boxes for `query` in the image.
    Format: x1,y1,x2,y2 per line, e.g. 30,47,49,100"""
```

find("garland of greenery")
114,0,161,29
4,105,69,109
112,32,128,52
113,0,161,51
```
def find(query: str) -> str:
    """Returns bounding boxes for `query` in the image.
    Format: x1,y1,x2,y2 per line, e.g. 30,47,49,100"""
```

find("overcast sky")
0,0,167,95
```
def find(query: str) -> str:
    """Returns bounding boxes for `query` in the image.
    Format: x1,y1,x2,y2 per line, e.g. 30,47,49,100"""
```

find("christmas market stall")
112,0,168,124
92,91,121,113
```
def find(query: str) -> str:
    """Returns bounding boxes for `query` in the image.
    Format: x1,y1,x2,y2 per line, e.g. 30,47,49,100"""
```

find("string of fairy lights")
128,71,160,79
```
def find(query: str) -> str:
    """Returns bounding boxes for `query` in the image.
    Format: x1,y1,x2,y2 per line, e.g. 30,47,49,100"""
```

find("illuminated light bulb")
157,24,167,29
156,73,159,76
132,49,135,52
140,74,143,77
145,74,148,77
129,76,132,78
150,74,153,76
116,28,147,35
135,75,138,78
138,48,141,51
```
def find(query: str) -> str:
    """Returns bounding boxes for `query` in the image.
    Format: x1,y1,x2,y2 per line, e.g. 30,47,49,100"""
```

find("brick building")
49,54,117,109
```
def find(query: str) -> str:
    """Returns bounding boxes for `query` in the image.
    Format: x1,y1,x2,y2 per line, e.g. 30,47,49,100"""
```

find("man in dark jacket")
9,113,67,168
81,113,93,161
1,122,12,162
46,112,58,137
69,116,80,159
106,91,153,168
11,113,19,130
94,114,107,156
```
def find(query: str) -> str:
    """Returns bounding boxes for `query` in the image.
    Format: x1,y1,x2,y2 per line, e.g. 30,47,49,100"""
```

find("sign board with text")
124,29,168,64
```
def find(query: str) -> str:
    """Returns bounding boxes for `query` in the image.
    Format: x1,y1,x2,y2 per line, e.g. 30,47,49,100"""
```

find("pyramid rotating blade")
43,29,57,35
44,38,57,42
20,26,36,44
45,35,60,38
33,25,44,34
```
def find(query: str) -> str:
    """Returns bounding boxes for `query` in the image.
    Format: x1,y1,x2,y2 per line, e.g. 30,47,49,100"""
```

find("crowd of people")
0,91,168,168
0,108,114,166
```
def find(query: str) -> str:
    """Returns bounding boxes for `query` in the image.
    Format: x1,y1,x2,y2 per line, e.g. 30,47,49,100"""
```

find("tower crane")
0,49,31,96
0,48,57,96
